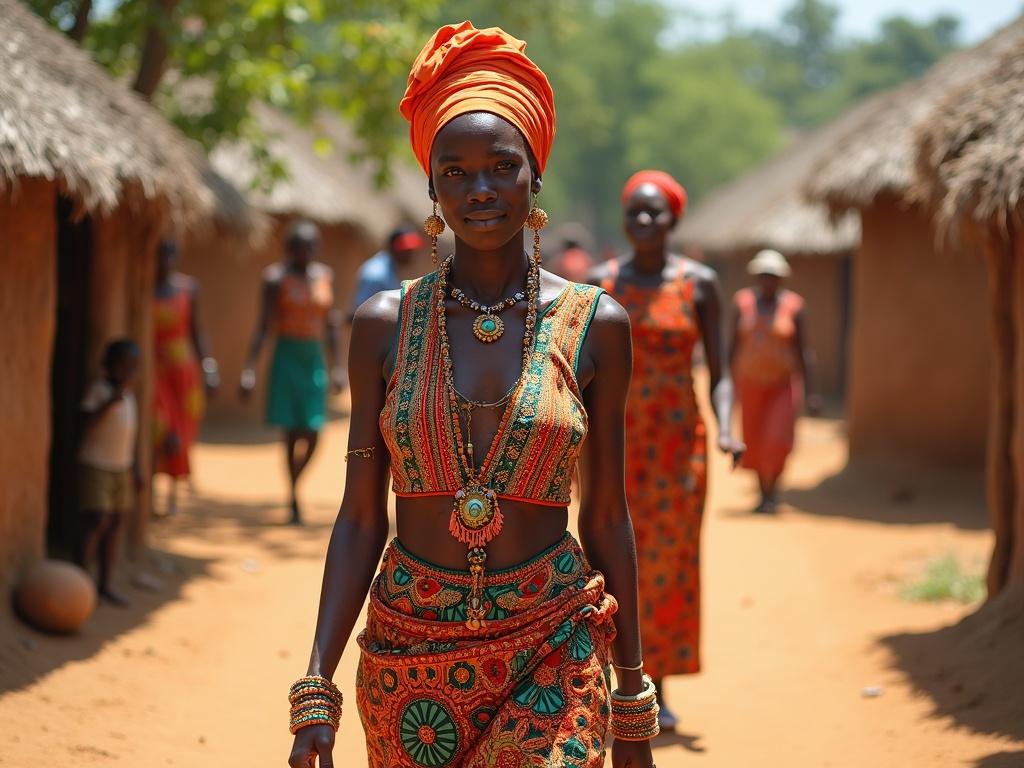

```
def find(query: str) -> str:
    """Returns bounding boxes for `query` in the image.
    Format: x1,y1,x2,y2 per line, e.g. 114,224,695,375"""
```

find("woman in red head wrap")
592,171,744,731
288,22,656,768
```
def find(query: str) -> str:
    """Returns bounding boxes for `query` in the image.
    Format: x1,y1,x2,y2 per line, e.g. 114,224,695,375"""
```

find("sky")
668,0,1022,43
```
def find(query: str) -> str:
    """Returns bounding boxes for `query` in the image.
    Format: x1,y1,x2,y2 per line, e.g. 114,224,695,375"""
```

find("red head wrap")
621,170,688,219
400,21,556,177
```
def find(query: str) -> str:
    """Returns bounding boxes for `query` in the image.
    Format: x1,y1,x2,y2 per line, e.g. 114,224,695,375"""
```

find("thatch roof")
211,105,421,242
674,96,894,256
914,38,1024,234
806,17,1024,213
0,0,240,229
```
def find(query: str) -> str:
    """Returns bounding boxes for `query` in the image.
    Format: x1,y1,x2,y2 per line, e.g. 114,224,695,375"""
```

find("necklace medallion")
472,313,504,343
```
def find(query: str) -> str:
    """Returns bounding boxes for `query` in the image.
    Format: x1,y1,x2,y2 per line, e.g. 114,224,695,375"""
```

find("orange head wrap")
400,21,556,177
622,170,688,219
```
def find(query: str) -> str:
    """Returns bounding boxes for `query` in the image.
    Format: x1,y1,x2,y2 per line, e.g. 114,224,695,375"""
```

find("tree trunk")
131,0,179,101
983,226,1017,597
69,0,92,42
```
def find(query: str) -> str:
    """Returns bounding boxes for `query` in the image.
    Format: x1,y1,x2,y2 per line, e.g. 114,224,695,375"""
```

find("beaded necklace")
449,285,526,343
435,254,540,630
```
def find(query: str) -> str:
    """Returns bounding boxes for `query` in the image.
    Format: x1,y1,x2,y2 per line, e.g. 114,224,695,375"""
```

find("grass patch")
901,553,986,605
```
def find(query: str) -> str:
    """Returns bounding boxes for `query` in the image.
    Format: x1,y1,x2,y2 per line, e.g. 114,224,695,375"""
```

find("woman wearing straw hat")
729,249,820,514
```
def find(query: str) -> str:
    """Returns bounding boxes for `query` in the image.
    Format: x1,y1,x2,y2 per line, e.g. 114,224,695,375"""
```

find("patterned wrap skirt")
356,534,618,768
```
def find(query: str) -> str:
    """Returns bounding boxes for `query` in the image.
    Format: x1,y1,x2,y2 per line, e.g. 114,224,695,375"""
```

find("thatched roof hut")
796,21,1024,466
185,106,432,421
0,0,241,229
912,38,1024,595
808,18,1024,214
210,104,418,243
0,0,260,585
914,40,1024,234
674,102,889,398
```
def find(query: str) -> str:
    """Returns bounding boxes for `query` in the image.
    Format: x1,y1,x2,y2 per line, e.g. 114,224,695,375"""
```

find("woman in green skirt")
240,220,344,524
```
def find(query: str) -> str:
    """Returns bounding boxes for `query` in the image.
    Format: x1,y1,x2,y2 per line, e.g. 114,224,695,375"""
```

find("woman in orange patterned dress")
153,239,218,515
592,170,744,731
730,249,820,514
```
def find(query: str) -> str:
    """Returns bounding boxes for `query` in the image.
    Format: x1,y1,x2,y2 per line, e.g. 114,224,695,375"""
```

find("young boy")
77,339,142,606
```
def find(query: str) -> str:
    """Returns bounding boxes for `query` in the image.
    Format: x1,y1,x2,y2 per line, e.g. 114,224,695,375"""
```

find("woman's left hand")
718,434,745,468
612,737,656,767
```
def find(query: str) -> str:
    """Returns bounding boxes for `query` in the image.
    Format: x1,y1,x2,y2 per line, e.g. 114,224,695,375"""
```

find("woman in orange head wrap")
592,170,744,731
288,22,656,768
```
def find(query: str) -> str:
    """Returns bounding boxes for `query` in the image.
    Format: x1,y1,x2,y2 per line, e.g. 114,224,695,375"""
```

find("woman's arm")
289,294,396,768
577,295,642,687
187,281,219,392
239,275,278,398
695,270,744,462
577,295,655,768
792,306,822,415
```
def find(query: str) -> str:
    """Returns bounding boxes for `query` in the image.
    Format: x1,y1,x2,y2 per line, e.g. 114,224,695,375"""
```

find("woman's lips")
464,211,507,230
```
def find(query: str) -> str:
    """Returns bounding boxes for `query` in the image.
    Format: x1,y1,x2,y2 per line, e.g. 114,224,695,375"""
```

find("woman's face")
757,273,782,297
623,184,675,248
430,112,540,251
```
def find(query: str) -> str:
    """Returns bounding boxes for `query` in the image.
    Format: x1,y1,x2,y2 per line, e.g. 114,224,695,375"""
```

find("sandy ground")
1,400,1022,767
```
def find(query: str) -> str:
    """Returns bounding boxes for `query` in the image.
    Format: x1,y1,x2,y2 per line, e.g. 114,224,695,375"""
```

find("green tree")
835,15,961,100
26,0,561,183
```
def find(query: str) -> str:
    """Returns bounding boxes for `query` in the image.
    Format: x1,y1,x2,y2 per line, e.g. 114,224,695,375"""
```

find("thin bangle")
613,661,644,671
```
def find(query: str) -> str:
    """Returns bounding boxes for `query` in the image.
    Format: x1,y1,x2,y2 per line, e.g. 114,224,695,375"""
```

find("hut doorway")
47,196,93,558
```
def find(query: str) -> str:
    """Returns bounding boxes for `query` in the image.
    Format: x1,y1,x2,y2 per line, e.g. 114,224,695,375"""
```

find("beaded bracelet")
289,675,344,734
610,674,660,741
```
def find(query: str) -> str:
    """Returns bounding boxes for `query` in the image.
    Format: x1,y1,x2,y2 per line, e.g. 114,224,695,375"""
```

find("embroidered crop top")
380,273,605,506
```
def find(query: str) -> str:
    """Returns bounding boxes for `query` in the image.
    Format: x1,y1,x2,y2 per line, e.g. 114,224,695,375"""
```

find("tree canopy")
26,0,965,245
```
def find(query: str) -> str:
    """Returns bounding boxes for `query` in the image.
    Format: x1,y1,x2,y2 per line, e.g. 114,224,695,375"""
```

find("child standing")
77,339,142,606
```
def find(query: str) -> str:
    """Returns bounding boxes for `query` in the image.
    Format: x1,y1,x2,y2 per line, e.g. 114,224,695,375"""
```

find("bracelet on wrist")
288,675,343,734
609,673,660,742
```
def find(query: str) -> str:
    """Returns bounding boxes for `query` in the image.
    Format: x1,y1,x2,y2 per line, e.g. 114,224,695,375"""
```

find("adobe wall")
0,180,57,586
846,200,990,465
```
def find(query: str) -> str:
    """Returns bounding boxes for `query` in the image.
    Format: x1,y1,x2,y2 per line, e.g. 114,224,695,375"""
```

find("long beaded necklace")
449,285,526,343
435,254,540,630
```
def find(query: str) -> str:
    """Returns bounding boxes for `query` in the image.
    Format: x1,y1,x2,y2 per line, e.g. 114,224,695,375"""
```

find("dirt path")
1,404,1020,767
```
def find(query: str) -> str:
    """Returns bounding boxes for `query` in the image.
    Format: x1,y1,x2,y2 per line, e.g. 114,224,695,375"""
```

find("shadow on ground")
782,457,987,530
154,492,337,561
0,547,213,696
972,751,1024,767
881,590,1024,743
653,729,706,754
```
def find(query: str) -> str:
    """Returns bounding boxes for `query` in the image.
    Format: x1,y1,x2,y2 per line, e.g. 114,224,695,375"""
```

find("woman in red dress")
152,239,218,515
592,170,743,730
730,249,820,513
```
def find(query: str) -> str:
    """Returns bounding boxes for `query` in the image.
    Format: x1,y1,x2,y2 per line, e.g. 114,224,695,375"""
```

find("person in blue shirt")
348,227,425,319
337,227,425,392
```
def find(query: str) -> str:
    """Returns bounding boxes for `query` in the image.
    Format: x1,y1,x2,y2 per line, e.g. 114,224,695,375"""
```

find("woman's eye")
442,167,464,177
496,161,515,171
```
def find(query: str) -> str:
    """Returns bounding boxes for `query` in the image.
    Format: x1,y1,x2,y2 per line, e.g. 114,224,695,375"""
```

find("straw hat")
747,249,791,277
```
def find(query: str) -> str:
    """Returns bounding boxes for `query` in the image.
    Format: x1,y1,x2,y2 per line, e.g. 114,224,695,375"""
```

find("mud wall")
847,200,990,465
0,180,57,586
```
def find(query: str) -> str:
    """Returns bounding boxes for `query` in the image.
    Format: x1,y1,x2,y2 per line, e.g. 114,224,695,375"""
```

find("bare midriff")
395,495,569,570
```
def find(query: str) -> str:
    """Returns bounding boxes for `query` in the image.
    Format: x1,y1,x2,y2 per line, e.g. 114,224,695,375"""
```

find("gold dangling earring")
424,201,446,266
525,194,548,267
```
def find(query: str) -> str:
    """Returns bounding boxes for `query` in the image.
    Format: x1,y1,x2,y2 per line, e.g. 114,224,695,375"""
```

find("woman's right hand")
288,724,336,768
